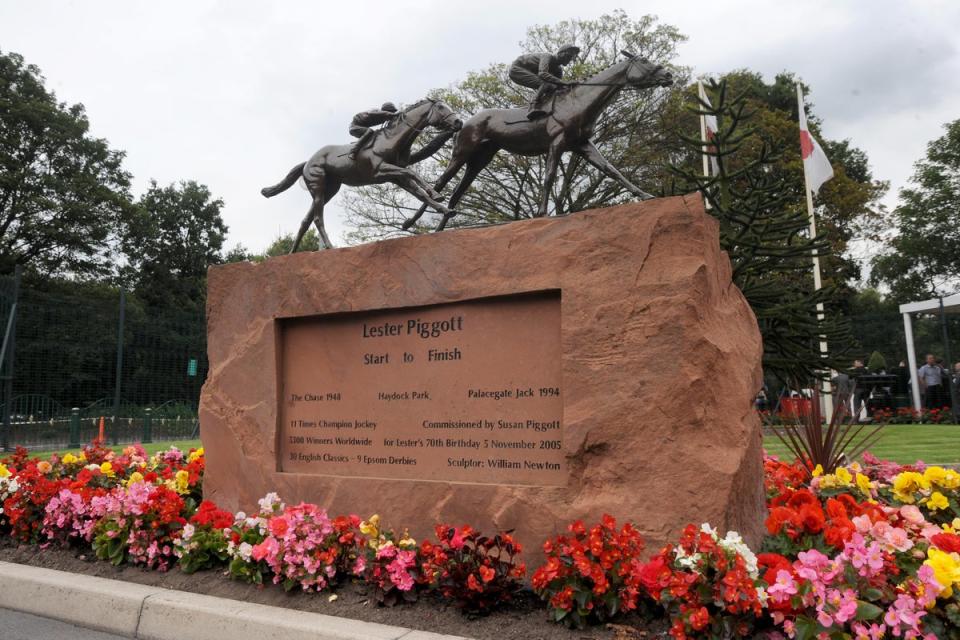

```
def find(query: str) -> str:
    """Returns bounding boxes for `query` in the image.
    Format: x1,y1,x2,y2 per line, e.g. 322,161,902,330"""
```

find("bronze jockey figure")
508,44,580,120
348,102,399,158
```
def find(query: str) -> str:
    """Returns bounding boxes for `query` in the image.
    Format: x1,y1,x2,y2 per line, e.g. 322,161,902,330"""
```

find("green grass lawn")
763,424,960,465
25,439,203,460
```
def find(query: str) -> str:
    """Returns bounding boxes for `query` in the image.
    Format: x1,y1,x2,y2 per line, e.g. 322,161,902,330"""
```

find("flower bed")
1,442,959,639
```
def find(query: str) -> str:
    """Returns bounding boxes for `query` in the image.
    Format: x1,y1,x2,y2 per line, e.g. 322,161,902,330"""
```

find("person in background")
918,353,946,410
850,359,869,420
831,369,853,415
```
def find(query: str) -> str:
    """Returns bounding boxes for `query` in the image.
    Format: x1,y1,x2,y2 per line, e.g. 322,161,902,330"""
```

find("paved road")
0,608,130,639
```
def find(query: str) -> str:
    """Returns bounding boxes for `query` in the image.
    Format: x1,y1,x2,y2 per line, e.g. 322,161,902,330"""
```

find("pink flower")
768,569,798,601
899,504,924,526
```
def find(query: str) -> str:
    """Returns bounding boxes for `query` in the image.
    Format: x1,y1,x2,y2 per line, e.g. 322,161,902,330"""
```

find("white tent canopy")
899,292,960,410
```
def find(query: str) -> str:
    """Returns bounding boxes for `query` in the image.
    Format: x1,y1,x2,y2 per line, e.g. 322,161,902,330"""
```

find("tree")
671,80,855,383
343,11,689,241
870,119,960,303
0,50,133,278
119,181,227,311
260,230,321,257
222,230,321,263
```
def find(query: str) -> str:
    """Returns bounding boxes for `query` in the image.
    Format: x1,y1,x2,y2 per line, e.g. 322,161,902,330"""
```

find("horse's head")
620,50,674,89
426,99,463,132
399,98,462,133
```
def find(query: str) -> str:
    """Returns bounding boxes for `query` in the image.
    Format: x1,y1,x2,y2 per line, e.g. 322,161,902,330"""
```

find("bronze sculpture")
402,51,673,232
261,99,462,251
348,102,399,159
508,44,580,120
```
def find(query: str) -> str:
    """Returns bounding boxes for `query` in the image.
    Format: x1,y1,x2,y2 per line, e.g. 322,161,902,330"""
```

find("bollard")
143,408,153,444
68,408,80,448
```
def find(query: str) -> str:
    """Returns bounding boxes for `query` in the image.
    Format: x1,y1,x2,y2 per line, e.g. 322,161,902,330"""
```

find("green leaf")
855,600,884,621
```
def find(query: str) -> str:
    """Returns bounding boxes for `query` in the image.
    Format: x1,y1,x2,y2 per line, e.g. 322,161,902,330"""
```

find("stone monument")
201,194,767,554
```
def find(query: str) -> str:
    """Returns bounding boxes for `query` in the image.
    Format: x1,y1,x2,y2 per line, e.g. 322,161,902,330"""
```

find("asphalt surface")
0,608,130,639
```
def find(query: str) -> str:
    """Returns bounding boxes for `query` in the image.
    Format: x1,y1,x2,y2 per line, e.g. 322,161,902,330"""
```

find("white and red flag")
797,87,834,194
698,81,720,176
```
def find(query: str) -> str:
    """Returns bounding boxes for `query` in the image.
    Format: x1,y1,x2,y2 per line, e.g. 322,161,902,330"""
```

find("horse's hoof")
401,218,415,231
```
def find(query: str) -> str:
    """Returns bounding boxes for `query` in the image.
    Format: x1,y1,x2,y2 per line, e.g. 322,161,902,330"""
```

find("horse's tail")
261,162,306,198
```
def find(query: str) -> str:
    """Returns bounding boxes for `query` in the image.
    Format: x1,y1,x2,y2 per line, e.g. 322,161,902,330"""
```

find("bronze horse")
261,99,462,250
402,52,673,231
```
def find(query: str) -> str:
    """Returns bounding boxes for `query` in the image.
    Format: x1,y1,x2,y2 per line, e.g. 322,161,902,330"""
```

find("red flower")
798,503,825,534
932,532,960,553
478,565,495,583
466,573,482,592
268,516,289,537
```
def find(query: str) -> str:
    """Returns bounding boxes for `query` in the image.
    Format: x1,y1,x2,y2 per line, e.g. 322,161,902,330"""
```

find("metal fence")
849,310,960,370
0,267,207,451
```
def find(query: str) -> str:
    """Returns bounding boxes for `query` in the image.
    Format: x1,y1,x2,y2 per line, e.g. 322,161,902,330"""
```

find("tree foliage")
0,49,133,279
870,119,960,303
119,181,227,311
223,230,321,263
671,80,854,383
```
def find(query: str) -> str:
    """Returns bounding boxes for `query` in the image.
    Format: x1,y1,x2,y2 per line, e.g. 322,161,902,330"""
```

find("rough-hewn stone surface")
201,194,766,554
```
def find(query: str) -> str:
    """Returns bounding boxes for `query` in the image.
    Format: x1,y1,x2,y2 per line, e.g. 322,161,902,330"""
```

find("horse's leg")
436,145,498,231
378,163,454,217
537,142,564,218
310,178,340,250
574,140,655,200
291,167,327,252
401,154,468,231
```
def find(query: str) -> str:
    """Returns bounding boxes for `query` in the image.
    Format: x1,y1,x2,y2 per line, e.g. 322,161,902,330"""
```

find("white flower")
257,492,283,515
700,523,718,539
181,523,196,541
238,542,253,561
718,530,759,579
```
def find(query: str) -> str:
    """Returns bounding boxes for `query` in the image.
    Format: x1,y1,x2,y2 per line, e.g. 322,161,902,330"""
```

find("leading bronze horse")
402,53,673,231
261,99,462,251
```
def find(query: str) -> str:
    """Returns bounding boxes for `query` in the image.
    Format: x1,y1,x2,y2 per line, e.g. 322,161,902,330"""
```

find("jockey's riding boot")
526,108,547,120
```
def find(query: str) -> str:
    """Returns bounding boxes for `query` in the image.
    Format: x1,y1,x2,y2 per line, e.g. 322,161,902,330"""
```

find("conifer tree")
670,80,852,384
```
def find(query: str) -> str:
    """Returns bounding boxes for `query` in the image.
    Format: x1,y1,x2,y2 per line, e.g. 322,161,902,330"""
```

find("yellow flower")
0,463,9,478
927,492,950,511
174,469,190,494
79,452,87,462
856,473,874,497
812,464,824,477
61,453,79,465
99,461,115,477
187,447,204,463
359,514,380,536
924,466,960,491
37,460,52,474
892,471,929,504
834,466,853,486
398,529,416,549
925,548,960,598
126,471,144,486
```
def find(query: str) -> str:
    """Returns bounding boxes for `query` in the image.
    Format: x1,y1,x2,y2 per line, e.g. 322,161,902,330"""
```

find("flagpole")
698,82,710,179
698,81,713,210
797,84,834,418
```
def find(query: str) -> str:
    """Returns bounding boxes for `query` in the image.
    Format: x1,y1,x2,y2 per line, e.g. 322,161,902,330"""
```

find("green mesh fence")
0,273,206,450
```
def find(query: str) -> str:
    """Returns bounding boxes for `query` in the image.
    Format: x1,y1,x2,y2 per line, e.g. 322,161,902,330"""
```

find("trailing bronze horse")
402,52,673,231
261,99,462,250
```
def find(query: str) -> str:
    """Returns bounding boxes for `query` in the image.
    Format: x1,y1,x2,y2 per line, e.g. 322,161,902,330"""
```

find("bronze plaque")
277,292,564,486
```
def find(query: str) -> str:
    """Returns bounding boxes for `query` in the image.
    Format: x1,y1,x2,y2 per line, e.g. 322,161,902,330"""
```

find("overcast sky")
2,1,958,255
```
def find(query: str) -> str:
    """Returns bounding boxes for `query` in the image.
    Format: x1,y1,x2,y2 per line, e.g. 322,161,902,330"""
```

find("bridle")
562,56,666,88
396,99,458,133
